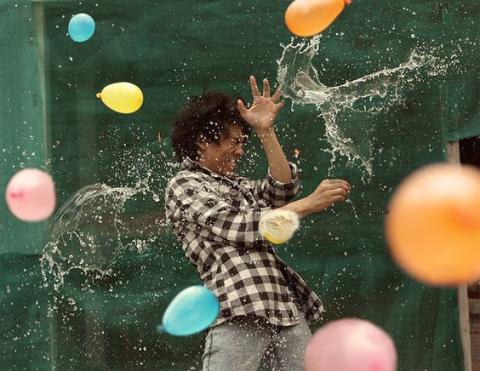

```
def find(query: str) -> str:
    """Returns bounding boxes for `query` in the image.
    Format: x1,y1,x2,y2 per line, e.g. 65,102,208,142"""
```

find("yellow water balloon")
96,82,143,114
259,209,300,245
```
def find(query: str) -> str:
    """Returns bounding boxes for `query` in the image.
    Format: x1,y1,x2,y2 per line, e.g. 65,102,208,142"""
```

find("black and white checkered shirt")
165,157,324,327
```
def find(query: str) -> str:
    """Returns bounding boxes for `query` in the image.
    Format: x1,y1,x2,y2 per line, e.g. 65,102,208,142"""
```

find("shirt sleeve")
240,162,301,208
165,175,270,250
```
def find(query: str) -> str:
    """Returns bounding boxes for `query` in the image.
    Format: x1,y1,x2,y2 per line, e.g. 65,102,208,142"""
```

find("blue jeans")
202,315,312,371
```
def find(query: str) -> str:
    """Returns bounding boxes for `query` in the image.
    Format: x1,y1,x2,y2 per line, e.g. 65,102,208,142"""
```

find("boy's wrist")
256,127,275,140
283,198,313,219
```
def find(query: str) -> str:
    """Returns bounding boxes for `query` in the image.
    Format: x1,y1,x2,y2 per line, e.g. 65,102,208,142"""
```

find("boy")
165,76,350,370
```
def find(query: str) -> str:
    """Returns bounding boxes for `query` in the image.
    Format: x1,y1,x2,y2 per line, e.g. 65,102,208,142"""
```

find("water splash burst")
41,144,178,293
277,36,453,178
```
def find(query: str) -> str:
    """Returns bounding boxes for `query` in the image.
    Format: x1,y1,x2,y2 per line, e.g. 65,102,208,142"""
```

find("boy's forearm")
279,197,313,219
257,128,292,183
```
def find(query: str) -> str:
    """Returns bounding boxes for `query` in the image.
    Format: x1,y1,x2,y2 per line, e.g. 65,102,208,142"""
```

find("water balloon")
159,286,220,336
285,0,351,37
68,13,95,42
386,163,480,285
96,82,144,114
259,209,299,244
6,168,56,222
305,318,397,371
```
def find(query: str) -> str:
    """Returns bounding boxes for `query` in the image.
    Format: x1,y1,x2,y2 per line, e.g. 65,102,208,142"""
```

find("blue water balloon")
158,285,220,336
68,13,95,42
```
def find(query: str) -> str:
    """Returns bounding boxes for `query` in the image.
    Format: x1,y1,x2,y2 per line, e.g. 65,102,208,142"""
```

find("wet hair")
171,91,251,162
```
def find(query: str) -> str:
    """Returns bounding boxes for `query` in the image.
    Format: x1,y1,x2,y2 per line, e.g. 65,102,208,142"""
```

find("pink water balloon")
305,318,397,371
5,168,56,222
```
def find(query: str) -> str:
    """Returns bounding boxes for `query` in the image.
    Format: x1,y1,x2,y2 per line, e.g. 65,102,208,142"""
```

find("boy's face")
198,125,248,177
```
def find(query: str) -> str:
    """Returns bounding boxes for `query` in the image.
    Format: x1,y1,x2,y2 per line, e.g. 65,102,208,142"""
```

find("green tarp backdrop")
0,0,479,370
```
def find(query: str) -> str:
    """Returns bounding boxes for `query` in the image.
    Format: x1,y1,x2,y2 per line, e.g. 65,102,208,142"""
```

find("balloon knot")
345,0,352,5
96,93,101,98
9,191,24,199
156,325,166,333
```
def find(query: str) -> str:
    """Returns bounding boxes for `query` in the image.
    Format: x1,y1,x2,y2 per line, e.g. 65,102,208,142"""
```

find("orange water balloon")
385,163,480,286
285,0,351,37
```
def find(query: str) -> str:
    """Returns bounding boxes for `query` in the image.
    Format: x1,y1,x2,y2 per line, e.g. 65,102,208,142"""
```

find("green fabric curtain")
1,0,478,369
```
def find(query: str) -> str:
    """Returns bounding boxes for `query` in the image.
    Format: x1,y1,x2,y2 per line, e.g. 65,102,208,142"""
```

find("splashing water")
277,36,451,178
42,184,141,290
41,143,178,292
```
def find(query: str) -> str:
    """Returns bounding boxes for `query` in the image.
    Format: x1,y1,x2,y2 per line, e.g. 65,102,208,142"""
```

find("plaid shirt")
165,157,324,327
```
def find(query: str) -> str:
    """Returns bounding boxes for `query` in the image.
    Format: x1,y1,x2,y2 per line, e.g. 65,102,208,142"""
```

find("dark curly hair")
171,92,251,162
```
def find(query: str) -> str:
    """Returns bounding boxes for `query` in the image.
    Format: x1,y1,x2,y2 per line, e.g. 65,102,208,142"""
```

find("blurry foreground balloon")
158,285,220,336
386,163,480,285
259,209,299,244
96,82,144,114
68,13,95,42
6,169,56,222
285,0,351,37
305,318,397,371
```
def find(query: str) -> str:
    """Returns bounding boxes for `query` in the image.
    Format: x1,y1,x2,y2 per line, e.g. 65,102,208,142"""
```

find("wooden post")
447,141,473,371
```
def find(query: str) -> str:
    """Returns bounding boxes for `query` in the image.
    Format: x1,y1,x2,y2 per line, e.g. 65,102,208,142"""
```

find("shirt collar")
181,157,239,181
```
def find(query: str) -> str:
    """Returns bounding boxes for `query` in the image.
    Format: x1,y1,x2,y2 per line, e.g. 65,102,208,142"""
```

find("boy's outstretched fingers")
272,87,282,103
237,100,248,115
263,79,270,98
249,75,261,98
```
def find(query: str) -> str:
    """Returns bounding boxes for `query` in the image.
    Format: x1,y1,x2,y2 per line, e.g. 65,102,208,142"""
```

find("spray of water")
40,142,178,294
277,36,452,177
